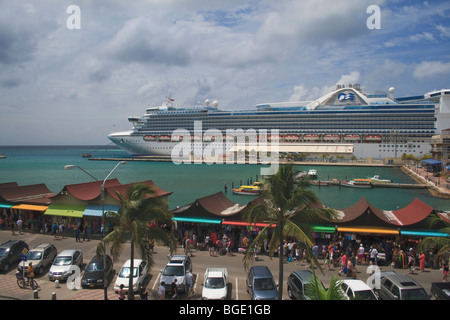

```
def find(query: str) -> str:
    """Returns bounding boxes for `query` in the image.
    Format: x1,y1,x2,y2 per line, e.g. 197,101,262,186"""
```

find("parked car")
0,240,29,272
201,268,229,300
17,243,57,275
338,279,378,300
81,255,113,288
246,266,278,300
377,272,429,300
48,249,83,281
430,282,450,300
287,269,325,300
160,255,193,295
114,259,148,293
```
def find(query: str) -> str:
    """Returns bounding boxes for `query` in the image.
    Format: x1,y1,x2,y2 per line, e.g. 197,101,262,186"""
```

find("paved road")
0,230,445,301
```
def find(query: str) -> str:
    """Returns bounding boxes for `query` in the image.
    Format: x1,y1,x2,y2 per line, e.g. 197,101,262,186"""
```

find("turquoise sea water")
0,145,449,211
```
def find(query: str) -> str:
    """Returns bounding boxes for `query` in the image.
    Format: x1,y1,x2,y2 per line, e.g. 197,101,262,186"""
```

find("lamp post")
64,161,126,300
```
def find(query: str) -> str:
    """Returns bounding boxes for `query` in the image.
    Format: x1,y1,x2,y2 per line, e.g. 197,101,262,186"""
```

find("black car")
81,255,113,288
287,269,325,300
0,240,29,272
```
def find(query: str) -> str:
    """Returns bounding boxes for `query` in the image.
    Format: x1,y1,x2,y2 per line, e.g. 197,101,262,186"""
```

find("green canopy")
44,203,85,218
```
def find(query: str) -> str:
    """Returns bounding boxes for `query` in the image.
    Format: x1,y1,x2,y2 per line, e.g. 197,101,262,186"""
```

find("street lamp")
64,161,127,299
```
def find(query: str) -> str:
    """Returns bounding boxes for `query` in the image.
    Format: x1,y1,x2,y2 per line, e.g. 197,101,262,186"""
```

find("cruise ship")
108,84,450,160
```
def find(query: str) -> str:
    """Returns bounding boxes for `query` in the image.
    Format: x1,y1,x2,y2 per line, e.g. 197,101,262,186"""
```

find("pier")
311,180,429,189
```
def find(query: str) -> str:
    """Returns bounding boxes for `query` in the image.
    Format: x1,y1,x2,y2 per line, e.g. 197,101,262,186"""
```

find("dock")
311,180,428,189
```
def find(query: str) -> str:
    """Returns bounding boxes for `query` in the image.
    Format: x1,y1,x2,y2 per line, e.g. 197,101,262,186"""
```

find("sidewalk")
403,165,450,198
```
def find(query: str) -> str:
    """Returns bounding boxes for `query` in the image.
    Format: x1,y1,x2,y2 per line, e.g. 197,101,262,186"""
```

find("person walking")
118,284,126,300
75,223,81,242
186,271,194,299
139,283,148,300
82,222,90,241
171,279,178,299
16,218,23,235
419,252,426,272
159,281,166,300
443,262,448,282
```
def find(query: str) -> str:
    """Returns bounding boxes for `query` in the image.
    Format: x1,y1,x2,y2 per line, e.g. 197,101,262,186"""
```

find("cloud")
413,61,450,79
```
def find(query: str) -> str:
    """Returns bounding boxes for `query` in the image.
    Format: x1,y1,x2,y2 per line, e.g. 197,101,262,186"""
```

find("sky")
0,0,449,146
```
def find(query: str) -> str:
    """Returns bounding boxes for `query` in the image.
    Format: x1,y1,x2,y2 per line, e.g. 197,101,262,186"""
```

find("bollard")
52,292,57,300
55,280,60,288
33,290,39,299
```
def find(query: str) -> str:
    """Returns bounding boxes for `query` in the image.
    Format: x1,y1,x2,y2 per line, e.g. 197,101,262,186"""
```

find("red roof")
172,192,244,218
62,179,121,201
331,197,435,227
387,198,434,226
106,180,172,201
0,183,55,205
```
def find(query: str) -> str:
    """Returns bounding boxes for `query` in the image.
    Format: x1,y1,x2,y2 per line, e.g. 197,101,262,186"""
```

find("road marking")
152,273,161,290
235,277,239,300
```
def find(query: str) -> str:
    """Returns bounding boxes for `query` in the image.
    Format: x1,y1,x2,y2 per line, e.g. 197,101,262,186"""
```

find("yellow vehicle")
231,185,261,195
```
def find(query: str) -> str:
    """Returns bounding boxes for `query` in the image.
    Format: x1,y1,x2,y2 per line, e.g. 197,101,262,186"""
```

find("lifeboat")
143,135,157,141
269,135,282,141
365,135,381,141
343,134,360,141
171,135,183,142
303,134,320,141
203,135,215,142
323,134,340,141
284,134,299,141
158,135,171,141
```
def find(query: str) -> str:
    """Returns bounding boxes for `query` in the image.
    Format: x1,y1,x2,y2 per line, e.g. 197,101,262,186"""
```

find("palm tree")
97,182,173,300
242,164,338,300
305,275,344,300
417,213,450,265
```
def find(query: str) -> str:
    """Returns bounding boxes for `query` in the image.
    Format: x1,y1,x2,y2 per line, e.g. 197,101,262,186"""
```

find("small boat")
308,169,317,179
340,180,372,188
231,185,261,195
369,175,392,184
311,180,328,186
293,171,307,182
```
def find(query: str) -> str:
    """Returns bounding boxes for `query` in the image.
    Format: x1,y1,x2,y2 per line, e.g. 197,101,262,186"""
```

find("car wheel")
3,263,9,272
287,286,295,299
38,266,44,275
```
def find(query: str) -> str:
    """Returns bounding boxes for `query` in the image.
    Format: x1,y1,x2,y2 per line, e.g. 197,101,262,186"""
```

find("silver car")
48,249,83,281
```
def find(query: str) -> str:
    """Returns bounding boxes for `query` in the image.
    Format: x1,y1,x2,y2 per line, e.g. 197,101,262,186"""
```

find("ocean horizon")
0,145,449,211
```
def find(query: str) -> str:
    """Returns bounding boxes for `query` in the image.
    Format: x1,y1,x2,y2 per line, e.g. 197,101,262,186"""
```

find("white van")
114,259,148,293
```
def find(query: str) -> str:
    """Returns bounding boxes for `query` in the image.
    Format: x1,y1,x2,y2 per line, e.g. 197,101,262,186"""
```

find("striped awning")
83,204,120,217
44,203,85,218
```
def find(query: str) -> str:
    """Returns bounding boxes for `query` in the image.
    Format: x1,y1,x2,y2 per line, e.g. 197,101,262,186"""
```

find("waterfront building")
431,128,450,166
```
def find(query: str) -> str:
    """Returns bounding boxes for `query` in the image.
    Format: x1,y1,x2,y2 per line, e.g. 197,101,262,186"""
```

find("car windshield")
0,248,9,257
162,265,184,276
402,288,429,300
205,277,225,289
254,278,276,291
27,251,42,260
86,262,104,272
353,290,378,300
53,256,72,266
119,267,137,278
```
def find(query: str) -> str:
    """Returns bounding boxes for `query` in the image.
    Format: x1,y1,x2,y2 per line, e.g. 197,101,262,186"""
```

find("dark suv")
0,240,29,272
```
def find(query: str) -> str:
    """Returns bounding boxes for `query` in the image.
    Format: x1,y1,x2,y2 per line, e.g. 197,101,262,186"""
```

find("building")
431,128,450,165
